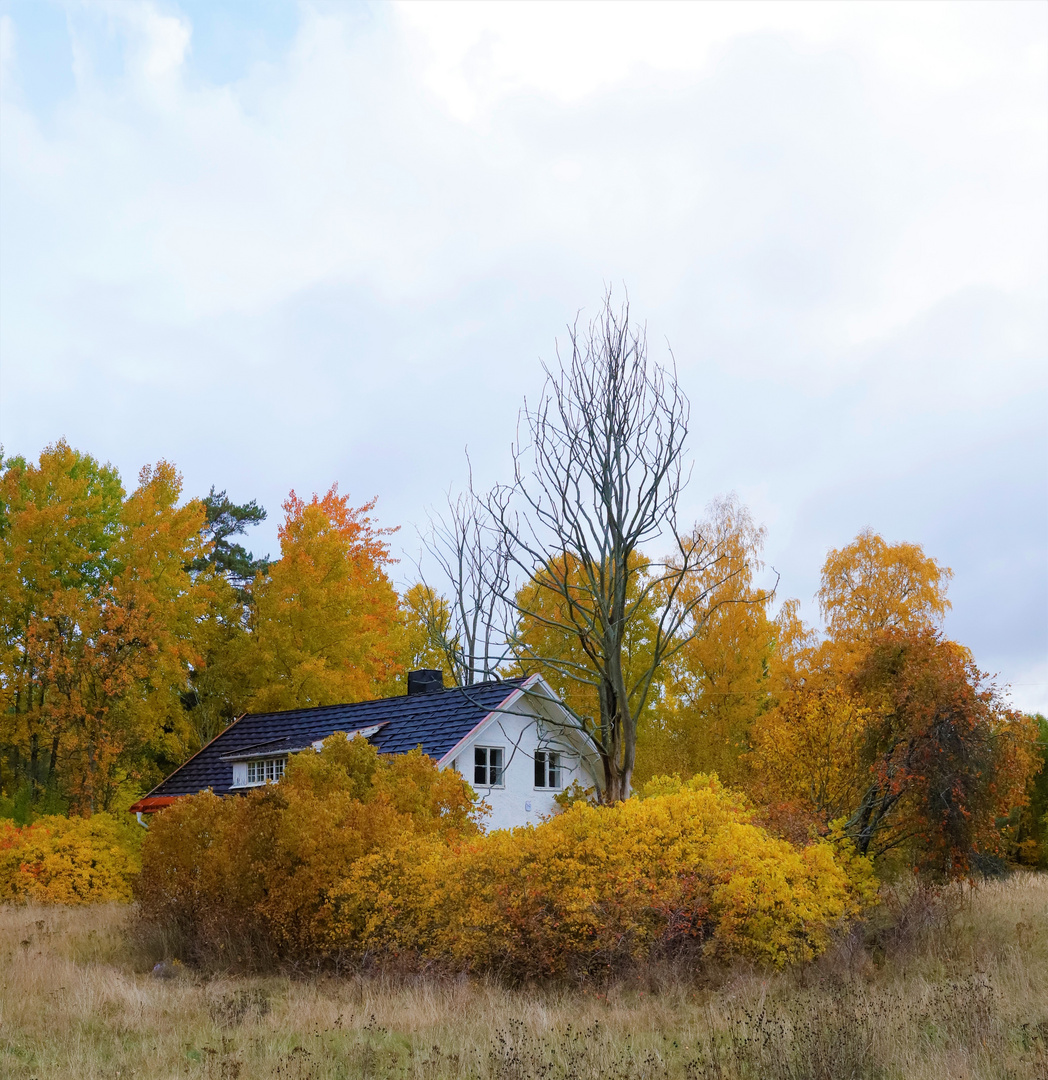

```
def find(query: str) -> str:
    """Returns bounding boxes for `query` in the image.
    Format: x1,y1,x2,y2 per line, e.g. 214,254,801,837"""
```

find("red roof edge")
128,795,182,814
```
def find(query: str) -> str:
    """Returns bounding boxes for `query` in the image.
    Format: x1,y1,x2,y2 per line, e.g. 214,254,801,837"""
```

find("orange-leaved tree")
240,487,404,712
1,446,208,813
843,628,1037,876
748,529,957,843
748,530,1038,876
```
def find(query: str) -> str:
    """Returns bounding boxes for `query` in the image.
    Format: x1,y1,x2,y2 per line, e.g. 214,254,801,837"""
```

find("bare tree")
492,291,756,802
417,483,513,686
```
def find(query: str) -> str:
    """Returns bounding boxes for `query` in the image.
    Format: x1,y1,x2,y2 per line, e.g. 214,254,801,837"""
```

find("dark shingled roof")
142,678,529,801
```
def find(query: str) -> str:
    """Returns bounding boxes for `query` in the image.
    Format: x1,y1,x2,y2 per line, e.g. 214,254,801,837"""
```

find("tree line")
0,456,405,816
1,292,1045,877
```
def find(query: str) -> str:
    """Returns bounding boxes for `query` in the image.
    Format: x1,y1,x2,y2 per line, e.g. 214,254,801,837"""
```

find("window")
474,746,504,787
246,757,286,785
534,750,562,789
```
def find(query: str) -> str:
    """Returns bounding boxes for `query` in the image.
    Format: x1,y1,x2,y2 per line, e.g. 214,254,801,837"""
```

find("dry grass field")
1,873,1046,1080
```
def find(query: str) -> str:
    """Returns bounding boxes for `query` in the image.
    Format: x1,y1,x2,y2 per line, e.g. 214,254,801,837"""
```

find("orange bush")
138,743,874,973
135,734,482,962
0,814,141,904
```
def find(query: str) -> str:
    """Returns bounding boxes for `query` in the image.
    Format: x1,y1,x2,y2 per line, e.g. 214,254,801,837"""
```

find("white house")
130,671,604,829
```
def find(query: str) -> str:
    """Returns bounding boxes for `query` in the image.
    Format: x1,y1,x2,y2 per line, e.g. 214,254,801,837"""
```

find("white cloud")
4,1,1043,336
0,0,1044,695
394,1,1046,116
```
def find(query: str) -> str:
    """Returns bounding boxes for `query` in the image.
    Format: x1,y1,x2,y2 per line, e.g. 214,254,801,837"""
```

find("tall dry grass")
0,873,1046,1079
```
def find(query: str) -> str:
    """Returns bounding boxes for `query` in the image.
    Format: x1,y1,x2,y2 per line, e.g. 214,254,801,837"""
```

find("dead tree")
418,485,512,686
491,291,751,803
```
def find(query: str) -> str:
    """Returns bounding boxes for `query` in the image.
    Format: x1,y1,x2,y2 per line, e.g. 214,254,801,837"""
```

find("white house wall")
443,695,601,832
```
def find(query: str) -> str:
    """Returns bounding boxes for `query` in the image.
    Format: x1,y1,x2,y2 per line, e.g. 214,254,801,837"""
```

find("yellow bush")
335,775,873,972
136,735,483,962
138,750,875,973
0,814,141,904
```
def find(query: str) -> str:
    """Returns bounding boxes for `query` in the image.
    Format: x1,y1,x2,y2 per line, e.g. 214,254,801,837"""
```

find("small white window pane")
474,747,488,786
490,748,503,786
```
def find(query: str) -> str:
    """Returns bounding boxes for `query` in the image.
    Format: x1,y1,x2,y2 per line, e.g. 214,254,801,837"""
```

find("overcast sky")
1,1,1045,711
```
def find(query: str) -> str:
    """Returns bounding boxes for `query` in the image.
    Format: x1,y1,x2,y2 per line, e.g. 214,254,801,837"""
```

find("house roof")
132,677,532,809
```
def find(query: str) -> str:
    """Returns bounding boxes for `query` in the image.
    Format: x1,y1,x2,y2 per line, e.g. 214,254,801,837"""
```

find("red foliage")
847,628,1036,878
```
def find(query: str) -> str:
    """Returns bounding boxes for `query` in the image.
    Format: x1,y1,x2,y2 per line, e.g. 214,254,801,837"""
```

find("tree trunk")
47,734,59,786
29,731,39,795
86,733,97,815
598,675,635,802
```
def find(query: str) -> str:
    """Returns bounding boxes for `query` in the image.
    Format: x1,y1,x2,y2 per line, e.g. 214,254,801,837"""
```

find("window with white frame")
534,750,562,789
474,746,504,787
246,757,286,785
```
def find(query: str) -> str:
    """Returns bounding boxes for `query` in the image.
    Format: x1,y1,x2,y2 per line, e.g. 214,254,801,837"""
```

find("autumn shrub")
138,743,874,975
0,812,142,903
135,734,482,964
334,775,876,976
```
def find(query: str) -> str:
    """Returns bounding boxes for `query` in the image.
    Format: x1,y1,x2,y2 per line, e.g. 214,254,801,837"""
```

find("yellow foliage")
136,735,482,959
335,775,872,972
818,528,952,644
512,550,660,727
400,583,457,687
640,498,778,786
239,488,405,713
0,443,209,812
0,814,141,904
747,688,873,823
138,742,874,972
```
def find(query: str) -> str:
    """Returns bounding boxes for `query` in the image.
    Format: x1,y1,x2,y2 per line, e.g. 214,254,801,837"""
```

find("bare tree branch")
417,471,513,686
490,289,770,802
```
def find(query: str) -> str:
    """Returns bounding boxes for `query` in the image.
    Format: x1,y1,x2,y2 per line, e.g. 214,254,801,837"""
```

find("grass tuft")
1,873,1046,1078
